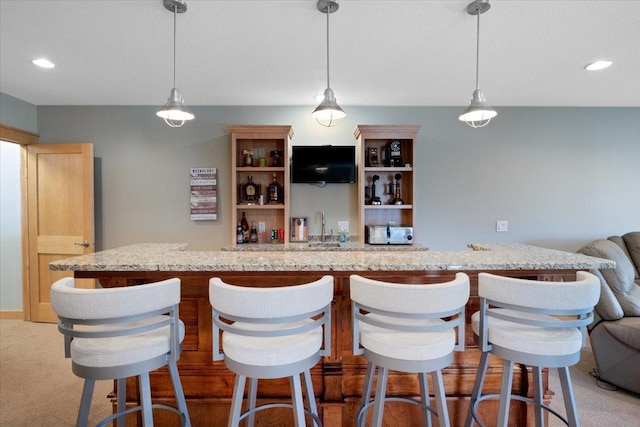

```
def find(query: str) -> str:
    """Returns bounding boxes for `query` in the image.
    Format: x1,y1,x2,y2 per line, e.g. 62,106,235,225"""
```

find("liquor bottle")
236,221,244,244
241,212,249,243
250,221,258,243
243,176,258,203
267,173,282,203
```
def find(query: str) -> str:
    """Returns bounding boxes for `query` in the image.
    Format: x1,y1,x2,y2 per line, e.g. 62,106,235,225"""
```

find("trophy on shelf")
391,173,404,205
369,175,382,205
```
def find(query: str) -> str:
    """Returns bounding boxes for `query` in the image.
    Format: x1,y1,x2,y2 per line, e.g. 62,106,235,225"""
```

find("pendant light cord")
475,9,480,91
173,4,177,89
326,4,331,89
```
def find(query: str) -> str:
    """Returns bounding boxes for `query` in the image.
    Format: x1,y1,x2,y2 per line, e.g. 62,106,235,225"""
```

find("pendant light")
157,0,194,128
459,0,497,128
312,0,346,127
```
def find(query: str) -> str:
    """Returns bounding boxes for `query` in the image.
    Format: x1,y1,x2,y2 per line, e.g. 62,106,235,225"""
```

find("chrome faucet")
321,210,326,243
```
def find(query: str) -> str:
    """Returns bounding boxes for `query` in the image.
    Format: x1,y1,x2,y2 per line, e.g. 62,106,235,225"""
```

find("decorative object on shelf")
370,175,382,205
366,147,379,167
290,217,309,242
385,140,403,167
391,173,404,205
242,149,254,166
311,0,346,127
156,0,194,128
270,150,283,167
268,173,283,204
242,175,258,204
459,0,497,128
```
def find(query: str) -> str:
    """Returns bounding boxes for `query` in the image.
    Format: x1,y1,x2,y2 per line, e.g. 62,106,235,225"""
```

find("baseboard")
0,311,24,320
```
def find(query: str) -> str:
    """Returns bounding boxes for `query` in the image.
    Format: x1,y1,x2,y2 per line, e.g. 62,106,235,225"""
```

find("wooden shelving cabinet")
354,125,421,245
229,125,293,246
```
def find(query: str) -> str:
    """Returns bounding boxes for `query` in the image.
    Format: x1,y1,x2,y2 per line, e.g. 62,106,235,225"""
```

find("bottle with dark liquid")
250,221,258,243
243,176,258,203
267,173,282,203
241,212,249,243
236,221,243,244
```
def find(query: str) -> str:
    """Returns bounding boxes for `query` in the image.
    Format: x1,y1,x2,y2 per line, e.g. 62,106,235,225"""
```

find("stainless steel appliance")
365,225,413,245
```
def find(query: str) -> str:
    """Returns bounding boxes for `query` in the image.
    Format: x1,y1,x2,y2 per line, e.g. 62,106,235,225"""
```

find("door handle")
74,240,90,247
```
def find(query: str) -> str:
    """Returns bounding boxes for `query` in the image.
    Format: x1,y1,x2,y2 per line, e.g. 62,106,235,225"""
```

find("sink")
308,242,341,249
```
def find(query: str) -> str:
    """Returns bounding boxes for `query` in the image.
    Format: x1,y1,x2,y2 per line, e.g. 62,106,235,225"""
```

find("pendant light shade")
459,0,496,128
312,0,346,127
157,0,194,128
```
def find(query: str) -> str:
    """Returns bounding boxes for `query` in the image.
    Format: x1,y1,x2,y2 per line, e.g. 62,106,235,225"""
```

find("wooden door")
27,143,94,322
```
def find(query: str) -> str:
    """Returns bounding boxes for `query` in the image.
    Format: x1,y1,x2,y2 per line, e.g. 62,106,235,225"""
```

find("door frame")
0,124,38,320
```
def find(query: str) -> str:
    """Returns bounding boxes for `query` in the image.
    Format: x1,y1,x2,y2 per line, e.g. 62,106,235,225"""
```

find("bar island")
50,243,613,427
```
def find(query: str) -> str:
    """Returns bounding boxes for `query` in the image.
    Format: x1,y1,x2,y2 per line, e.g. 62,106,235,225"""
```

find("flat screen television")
291,145,356,184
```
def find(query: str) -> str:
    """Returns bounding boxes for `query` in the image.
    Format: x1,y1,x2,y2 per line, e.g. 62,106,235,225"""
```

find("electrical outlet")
258,222,266,233
496,220,508,232
338,221,349,234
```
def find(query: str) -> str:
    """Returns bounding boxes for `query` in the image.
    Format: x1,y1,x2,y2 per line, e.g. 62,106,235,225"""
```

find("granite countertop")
222,242,428,251
49,242,615,272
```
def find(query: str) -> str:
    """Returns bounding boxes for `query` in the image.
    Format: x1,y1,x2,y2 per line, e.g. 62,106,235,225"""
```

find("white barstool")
350,273,470,427
464,271,600,427
209,275,334,427
50,277,191,427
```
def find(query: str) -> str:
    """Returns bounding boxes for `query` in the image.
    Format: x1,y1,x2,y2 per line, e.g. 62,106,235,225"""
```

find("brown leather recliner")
578,232,640,394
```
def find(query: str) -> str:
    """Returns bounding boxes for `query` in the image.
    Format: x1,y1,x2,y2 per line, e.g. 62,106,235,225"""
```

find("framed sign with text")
190,168,217,220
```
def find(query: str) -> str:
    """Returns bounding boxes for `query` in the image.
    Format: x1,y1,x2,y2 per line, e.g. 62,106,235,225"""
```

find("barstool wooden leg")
497,360,514,427
418,372,432,427
432,370,450,427
532,366,544,427
464,351,490,427
76,379,95,427
228,375,246,427
558,367,580,427
371,366,389,427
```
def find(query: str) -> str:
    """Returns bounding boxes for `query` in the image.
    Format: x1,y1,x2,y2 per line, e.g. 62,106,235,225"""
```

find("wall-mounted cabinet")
354,125,421,245
229,125,293,246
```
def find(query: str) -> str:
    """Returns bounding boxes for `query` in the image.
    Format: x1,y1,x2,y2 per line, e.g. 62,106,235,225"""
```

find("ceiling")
1,0,639,108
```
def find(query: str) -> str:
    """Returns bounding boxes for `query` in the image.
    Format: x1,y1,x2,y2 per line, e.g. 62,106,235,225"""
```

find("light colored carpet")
548,345,640,426
0,319,112,426
1,319,639,426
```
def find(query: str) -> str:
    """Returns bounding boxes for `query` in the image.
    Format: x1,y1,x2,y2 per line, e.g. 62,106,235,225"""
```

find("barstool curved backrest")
210,275,334,361
476,271,601,352
50,276,190,427
351,272,470,355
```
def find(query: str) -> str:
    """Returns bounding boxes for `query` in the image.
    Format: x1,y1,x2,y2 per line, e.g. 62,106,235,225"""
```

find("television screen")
291,145,356,184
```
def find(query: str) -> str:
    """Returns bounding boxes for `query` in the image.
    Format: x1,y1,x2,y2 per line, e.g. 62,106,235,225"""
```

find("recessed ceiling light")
585,60,612,71
32,58,55,69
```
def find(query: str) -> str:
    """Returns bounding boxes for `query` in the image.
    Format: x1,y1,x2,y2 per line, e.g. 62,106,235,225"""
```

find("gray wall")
36,105,640,252
0,92,37,133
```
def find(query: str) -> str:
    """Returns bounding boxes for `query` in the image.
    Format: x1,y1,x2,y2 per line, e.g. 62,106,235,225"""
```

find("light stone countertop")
49,242,615,272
